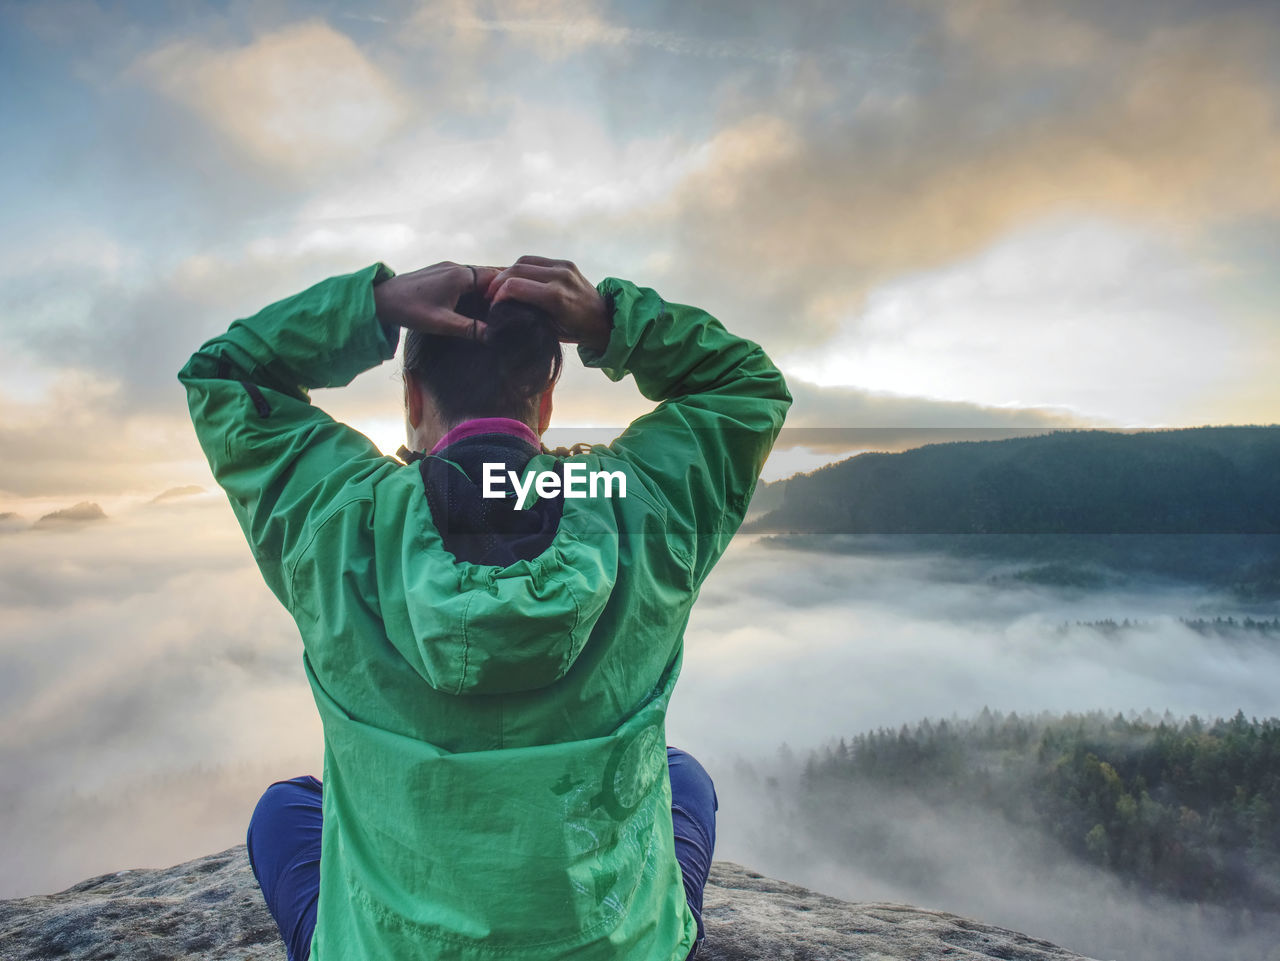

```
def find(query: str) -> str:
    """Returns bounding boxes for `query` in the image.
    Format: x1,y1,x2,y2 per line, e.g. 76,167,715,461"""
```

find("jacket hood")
382,436,620,696
419,433,565,568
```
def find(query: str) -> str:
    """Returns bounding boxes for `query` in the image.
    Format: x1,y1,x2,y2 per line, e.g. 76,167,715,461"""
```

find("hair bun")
486,301,561,408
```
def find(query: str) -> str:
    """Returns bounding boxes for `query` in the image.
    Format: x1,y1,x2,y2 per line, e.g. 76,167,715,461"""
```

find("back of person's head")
403,291,563,424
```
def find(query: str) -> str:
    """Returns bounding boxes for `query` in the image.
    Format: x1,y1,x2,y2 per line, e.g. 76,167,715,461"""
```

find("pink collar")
429,417,540,455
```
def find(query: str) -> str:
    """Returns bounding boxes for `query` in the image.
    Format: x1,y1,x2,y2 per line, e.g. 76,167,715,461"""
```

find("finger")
429,261,470,292
512,254,574,270
486,263,566,302
411,307,492,342
490,276,563,310
428,263,473,301
471,265,501,293
511,255,591,289
484,265,524,300
496,263,569,287
481,264,545,301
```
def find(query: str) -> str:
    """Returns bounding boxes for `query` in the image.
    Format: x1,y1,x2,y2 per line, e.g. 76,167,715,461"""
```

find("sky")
2,0,1279,513
1,0,1279,943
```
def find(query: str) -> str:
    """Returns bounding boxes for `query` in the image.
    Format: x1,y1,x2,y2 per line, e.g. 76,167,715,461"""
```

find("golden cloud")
136,20,408,171
654,9,1280,340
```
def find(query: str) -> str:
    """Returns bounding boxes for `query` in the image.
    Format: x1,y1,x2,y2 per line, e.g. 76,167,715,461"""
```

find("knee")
247,775,321,850
247,783,284,857
666,747,718,815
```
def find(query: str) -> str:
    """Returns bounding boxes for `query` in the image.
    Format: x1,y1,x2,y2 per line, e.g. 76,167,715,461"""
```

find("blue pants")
246,746,718,961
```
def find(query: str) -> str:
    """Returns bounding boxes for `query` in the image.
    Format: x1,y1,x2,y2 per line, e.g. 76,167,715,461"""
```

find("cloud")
151,485,205,503
752,379,1091,478
0,240,415,500
777,218,1263,424
405,0,608,55
718,758,1280,961
446,15,807,65
938,0,1112,69
415,0,931,76
0,218,1102,501
3,516,1277,917
136,20,408,171
0,496,316,895
781,380,1092,433
0,368,212,500
670,538,1280,764
644,6,1280,345
0,497,315,813
13,1,1270,452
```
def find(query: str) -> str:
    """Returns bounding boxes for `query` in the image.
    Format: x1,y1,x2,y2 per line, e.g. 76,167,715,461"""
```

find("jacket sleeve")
581,278,792,587
177,263,400,608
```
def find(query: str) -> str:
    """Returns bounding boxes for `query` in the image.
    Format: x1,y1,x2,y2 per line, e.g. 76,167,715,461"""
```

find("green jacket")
179,263,791,961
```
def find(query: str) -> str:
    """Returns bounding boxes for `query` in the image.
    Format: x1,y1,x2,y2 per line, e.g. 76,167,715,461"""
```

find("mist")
671,537,1280,961
714,767,1279,961
672,537,1279,758
2,504,1277,961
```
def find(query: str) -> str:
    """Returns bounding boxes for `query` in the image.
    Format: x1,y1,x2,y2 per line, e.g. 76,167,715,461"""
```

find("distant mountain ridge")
749,426,1280,535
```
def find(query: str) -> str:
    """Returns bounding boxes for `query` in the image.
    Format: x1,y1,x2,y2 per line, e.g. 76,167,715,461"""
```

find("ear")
405,372,424,430
537,388,553,435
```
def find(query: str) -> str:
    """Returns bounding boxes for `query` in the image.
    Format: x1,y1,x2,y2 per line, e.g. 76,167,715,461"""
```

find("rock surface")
0,846,1099,960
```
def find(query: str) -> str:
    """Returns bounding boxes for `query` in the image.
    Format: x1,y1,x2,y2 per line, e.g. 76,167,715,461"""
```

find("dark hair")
403,291,563,424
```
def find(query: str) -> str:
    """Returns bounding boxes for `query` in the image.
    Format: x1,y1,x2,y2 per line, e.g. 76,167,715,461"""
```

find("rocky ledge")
0,846,1098,960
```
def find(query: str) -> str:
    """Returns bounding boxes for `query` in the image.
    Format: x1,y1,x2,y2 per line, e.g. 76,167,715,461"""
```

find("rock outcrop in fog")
0,845,1098,960
35,501,107,526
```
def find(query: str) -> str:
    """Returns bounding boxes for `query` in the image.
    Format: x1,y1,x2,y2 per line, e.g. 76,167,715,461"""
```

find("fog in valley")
2,497,1278,961
680,537,1280,961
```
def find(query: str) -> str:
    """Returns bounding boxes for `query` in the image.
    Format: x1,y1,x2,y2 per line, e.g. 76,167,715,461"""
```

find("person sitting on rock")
178,255,791,961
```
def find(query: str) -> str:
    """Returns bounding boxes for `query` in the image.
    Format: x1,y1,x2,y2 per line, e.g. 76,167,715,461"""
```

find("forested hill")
796,709,1280,913
748,426,1280,535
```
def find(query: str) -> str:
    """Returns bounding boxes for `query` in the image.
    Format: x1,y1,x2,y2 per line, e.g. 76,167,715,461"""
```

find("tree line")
800,708,1280,909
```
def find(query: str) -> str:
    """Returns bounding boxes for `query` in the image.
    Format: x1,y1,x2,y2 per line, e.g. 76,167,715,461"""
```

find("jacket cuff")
356,261,402,373
577,277,652,384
